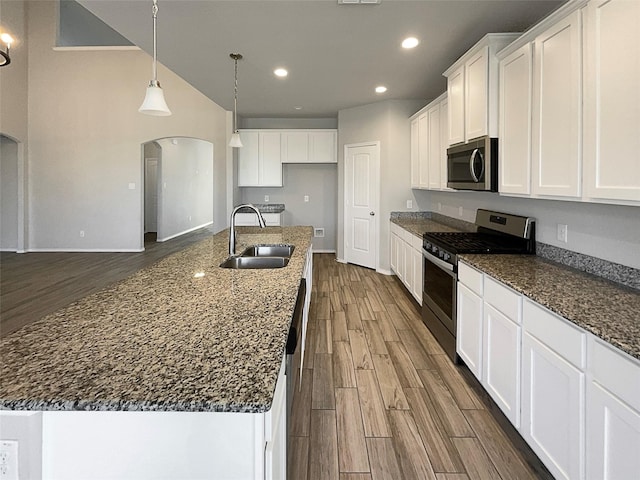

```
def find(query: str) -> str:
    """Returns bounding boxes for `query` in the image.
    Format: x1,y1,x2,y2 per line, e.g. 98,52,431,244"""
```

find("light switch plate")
0,440,19,480
557,224,568,243
406,200,413,209
304,195,309,202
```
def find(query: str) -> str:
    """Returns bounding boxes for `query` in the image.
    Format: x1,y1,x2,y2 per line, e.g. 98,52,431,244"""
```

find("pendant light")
139,0,171,116
229,53,243,148
0,33,12,67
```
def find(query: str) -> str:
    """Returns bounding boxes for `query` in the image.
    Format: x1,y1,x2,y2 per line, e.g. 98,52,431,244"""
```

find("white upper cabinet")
532,10,583,198
447,66,466,146
281,130,337,164
237,131,260,186
499,43,532,195
238,130,282,187
409,93,448,191
583,0,640,202
444,34,520,146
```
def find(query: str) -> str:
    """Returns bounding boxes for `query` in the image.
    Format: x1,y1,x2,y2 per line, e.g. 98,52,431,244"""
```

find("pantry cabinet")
409,93,448,191
444,33,519,146
531,9,583,198
238,131,283,187
583,0,640,202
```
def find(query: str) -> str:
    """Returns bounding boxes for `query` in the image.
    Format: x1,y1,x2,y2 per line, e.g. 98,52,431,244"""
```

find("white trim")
156,222,213,242
336,257,347,264
312,249,336,254
376,268,393,276
52,46,140,52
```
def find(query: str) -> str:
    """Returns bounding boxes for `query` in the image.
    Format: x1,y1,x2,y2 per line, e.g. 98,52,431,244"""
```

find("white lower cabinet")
521,299,585,480
234,212,282,227
389,222,422,305
586,337,640,480
457,282,483,379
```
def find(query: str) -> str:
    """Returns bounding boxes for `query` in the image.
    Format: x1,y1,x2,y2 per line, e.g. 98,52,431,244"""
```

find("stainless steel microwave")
447,136,498,192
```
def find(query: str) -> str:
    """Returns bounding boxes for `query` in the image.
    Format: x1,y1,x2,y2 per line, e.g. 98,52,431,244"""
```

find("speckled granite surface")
0,226,312,413
237,203,285,214
390,213,469,237
460,254,640,361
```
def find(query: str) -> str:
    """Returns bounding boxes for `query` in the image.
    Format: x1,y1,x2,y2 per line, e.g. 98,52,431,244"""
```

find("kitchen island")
0,226,313,479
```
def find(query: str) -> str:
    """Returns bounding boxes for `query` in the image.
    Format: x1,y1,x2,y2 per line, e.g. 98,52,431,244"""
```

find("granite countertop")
460,254,640,361
237,203,285,214
0,226,313,413
391,216,464,237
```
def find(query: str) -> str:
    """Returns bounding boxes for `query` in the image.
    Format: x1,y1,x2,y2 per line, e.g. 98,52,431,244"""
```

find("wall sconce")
0,33,13,67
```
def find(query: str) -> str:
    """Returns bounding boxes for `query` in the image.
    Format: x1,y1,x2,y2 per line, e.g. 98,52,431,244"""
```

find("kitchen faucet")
229,204,267,256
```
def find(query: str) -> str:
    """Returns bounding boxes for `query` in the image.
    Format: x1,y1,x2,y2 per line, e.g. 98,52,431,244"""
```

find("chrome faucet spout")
229,204,267,256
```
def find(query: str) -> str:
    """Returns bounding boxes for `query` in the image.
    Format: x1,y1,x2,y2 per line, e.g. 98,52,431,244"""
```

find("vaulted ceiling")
78,0,564,118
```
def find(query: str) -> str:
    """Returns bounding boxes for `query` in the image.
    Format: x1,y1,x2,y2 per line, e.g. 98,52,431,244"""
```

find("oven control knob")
425,242,432,250
443,253,451,261
431,246,437,253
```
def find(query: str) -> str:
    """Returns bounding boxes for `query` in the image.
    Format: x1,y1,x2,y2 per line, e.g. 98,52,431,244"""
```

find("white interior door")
344,142,379,270
144,158,158,233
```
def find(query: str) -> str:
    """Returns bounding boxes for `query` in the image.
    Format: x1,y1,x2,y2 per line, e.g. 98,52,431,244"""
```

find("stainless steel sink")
220,256,290,269
241,245,295,258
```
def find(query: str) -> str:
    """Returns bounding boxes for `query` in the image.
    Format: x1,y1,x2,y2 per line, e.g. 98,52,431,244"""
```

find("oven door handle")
423,250,455,273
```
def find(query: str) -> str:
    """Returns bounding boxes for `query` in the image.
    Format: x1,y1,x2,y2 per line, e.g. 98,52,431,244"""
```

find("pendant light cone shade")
139,0,171,116
139,82,171,116
229,132,243,148
229,53,243,148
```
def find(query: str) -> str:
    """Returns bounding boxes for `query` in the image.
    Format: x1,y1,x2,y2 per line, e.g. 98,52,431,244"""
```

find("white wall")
155,138,214,242
414,190,640,269
8,1,230,252
337,99,425,272
241,117,337,129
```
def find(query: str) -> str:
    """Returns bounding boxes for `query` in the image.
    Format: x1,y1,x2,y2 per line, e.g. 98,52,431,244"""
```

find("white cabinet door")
264,356,287,480
447,65,465,146
260,132,283,187
583,0,640,202
483,303,521,427
439,98,450,190
465,46,489,142
418,113,429,188
309,131,337,163
456,282,483,380
410,246,422,305
390,232,399,274
410,118,420,188
499,43,533,195
237,131,260,186
427,104,441,190
532,10,582,198
281,132,309,163
402,239,413,292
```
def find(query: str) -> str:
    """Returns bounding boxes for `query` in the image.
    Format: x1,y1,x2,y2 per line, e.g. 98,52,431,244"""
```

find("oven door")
422,250,458,361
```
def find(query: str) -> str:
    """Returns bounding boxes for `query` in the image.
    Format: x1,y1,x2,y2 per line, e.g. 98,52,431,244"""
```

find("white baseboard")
313,249,336,254
28,248,145,253
376,268,393,276
335,257,347,264
157,222,213,242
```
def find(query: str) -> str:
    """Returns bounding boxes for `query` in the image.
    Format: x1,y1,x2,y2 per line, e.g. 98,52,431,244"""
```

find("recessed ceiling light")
375,86,387,94
274,68,288,77
294,106,303,110
402,37,419,49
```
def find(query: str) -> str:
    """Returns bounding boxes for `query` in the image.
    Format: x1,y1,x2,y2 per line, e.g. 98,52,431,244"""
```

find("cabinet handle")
469,148,484,183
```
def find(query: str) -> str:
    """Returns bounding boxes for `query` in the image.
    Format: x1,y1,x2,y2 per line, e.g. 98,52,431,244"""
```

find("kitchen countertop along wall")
389,212,639,361
0,226,312,413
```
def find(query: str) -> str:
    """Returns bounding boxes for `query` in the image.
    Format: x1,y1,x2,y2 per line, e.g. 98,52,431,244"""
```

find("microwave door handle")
469,148,484,182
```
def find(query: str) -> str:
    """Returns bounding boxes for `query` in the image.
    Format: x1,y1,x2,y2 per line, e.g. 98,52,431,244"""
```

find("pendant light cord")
152,0,158,83
233,57,239,133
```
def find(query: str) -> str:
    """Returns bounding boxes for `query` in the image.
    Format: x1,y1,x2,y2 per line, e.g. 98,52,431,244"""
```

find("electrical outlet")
458,206,463,217
264,195,269,202
79,230,85,238
304,195,309,202
128,183,136,190
557,224,568,243
314,227,325,238
0,440,19,480
406,199,413,209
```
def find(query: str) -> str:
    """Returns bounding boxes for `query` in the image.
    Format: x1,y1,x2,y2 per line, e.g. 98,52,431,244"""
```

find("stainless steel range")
422,209,536,362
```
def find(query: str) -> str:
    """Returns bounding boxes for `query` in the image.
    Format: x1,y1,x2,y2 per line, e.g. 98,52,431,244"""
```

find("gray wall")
240,118,337,129
1,136,19,250
58,0,133,47
14,1,230,252
414,190,640,269
241,163,338,252
155,138,214,241
337,99,426,272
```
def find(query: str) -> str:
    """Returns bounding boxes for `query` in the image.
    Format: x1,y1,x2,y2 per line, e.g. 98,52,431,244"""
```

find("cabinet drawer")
523,299,585,369
588,336,640,410
458,262,483,296
399,227,412,244
484,276,521,323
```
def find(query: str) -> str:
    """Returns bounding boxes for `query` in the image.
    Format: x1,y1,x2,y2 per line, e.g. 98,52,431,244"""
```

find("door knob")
370,211,375,216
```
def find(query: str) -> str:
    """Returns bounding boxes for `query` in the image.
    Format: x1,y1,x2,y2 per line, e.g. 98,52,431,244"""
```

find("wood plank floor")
290,254,552,480
0,228,215,337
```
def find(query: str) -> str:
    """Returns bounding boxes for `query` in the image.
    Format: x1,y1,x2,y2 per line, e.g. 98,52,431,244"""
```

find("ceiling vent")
338,0,381,4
